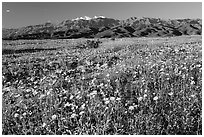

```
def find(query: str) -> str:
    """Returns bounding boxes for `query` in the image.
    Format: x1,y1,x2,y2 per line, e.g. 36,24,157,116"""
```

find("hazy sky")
2,2,202,28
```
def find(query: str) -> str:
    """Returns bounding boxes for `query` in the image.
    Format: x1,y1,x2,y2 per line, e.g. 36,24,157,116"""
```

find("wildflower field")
2,35,202,135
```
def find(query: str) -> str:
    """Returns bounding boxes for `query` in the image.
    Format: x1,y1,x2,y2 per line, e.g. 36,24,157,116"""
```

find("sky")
2,2,202,28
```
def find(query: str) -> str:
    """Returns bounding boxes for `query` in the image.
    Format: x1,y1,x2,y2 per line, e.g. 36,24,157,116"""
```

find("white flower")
14,94,20,98
14,113,19,118
52,114,57,120
47,91,51,95
90,90,97,96
168,92,173,96
56,69,62,73
99,83,104,86
47,88,53,95
129,106,134,110
86,60,91,65
134,105,139,109
26,89,31,92
182,75,185,79
71,113,77,118
191,81,195,85
64,102,71,107
143,94,147,98
153,96,159,101
191,94,195,98
79,111,85,115
96,63,100,69
196,64,201,68
105,100,110,104
80,104,86,110
81,68,86,72
70,95,74,100
22,112,27,116
116,97,121,101
32,90,38,96
110,97,115,101
76,94,81,99
138,97,143,101
3,87,11,92
42,123,46,127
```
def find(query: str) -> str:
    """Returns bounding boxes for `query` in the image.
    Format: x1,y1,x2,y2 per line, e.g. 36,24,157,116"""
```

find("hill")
2,16,202,40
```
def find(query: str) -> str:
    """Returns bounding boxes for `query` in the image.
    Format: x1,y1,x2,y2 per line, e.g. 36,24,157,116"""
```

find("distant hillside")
2,16,202,40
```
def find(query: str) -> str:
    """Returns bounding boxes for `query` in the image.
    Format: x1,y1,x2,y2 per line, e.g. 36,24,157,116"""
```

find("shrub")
76,39,102,49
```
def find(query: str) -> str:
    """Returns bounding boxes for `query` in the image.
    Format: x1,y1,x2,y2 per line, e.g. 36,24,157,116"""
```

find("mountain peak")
93,15,105,19
72,15,106,21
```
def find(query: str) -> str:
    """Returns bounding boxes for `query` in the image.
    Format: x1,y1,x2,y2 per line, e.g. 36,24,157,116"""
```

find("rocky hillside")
2,16,202,40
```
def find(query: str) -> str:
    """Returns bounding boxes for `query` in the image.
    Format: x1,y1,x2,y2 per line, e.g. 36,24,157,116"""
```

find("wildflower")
71,105,76,110
153,96,159,101
86,60,91,65
47,90,51,95
168,92,173,96
138,97,143,101
104,98,109,101
96,63,100,69
182,74,185,79
32,90,38,96
116,97,121,101
134,105,139,109
76,94,81,99
129,106,134,110
14,113,19,118
191,94,195,98
56,69,62,73
143,94,147,98
14,94,20,98
110,97,115,101
105,100,110,105
197,64,201,68
70,95,74,100
52,114,57,120
190,81,195,85
90,90,97,96
22,112,27,116
3,87,11,92
64,102,71,107
71,113,77,118
26,89,31,93
79,111,85,115
42,123,46,127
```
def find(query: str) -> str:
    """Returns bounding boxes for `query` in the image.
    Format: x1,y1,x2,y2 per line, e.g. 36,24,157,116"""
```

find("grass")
2,35,202,135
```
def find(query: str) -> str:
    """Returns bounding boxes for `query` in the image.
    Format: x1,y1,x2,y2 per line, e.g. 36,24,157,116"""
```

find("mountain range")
2,16,202,40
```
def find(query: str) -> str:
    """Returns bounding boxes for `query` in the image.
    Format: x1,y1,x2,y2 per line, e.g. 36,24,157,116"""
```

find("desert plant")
76,39,102,49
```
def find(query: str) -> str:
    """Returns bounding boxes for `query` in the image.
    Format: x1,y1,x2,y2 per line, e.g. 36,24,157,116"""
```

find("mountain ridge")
2,16,202,40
